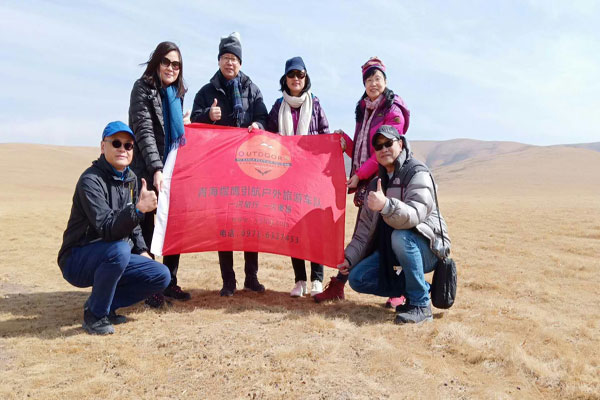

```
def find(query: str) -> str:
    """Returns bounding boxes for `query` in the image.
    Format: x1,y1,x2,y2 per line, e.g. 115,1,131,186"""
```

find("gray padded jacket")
344,136,451,268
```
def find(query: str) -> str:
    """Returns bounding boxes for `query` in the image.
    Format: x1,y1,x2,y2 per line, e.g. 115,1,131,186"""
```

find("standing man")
336,125,451,324
57,121,171,335
191,32,268,296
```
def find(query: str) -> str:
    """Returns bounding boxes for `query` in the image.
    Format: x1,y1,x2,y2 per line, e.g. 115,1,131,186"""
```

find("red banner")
151,123,346,267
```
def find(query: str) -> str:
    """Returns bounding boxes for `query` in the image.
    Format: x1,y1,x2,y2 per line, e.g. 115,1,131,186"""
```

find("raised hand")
209,98,221,122
136,178,158,213
334,129,346,151
367,178,386,212
183,110,191,125
248,122,260,132
347,174,360,189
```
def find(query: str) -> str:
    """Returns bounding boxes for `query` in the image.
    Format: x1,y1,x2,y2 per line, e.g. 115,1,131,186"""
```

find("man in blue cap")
57,121,171,335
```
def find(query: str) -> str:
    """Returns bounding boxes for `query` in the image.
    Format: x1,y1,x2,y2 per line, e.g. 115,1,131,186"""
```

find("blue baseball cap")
102,121,135,140
285,56,306,74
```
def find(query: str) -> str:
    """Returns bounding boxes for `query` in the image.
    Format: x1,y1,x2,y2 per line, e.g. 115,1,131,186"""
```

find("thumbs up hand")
209,98,221,122
367,178,387,212
136,178,158,213
183,110,191,125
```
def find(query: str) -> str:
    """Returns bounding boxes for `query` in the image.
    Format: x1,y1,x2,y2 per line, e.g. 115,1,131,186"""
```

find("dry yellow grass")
1,143,599,399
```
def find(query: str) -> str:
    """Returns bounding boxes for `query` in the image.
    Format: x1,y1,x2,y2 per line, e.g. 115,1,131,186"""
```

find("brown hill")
558,142,600,153
411,139,532,169
433,144,600,196
0,143,98,203
2,141,599,200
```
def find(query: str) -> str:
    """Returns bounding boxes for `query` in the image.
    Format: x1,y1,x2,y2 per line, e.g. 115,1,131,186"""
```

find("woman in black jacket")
128,41,191,307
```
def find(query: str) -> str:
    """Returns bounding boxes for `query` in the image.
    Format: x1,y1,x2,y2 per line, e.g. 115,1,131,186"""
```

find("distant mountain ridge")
410,139,600,170
557,142,600,153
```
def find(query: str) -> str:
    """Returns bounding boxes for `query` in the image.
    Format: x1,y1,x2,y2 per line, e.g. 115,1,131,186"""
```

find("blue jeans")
62,241,171,318
348,229,438,307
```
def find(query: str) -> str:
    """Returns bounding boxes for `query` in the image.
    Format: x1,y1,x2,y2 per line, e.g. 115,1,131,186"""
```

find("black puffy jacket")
190,71,268,128
57,155,147,269
128,77,184,191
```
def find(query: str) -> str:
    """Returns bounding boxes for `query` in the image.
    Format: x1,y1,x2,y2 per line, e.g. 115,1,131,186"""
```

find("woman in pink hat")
314,57,410,307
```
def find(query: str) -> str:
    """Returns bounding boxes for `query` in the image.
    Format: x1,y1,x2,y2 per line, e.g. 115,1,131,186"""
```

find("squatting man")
57,121,171,335
337,125,451,324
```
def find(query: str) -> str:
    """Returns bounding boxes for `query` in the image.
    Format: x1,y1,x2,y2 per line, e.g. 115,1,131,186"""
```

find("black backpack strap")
394,158,429,200
429,173,446,253
396,158,448,259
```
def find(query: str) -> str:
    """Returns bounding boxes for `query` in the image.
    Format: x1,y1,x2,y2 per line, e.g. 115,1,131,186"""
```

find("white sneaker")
290,281,307,297
310,280,323,296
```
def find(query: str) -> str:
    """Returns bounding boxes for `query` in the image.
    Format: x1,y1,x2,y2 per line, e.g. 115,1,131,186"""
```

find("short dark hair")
141,41,187,98
279,72,312,96
363,67,387,83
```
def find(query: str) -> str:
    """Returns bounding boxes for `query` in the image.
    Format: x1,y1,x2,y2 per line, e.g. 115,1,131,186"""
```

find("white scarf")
278,90,313,136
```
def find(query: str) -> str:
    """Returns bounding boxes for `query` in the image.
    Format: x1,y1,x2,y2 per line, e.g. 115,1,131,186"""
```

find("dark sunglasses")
286,70,306,79
373,139,397,151
104,139,134,151
160,57,181,70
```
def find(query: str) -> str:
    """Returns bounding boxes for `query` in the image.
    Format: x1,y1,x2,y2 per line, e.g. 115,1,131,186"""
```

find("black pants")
291,258,323,282
218,251,258,284
140,209,180,288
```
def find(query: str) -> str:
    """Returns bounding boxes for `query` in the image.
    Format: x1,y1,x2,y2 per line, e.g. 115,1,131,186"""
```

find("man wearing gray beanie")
191,32,268,297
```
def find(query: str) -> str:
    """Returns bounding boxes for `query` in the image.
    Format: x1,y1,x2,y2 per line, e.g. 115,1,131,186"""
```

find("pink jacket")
343,93,410,180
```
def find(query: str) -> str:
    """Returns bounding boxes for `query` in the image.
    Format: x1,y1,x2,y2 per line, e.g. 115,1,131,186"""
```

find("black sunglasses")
286,70,306,79
160,57,181,71
373,139,397,151
104,139,134,151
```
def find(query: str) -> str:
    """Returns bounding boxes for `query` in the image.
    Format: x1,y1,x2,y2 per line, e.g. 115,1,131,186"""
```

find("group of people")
57,32,451,335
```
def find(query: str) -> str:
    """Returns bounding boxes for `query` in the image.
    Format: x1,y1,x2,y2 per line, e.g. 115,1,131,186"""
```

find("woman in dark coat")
128,41,191,307
266,56,330,298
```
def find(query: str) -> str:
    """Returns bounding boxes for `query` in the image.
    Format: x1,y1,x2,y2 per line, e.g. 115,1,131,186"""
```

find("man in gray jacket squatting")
337,125,451,324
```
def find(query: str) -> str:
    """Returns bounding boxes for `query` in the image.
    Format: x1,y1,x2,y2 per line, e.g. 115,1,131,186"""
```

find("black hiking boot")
145,292,166,308
108,311,127,325
394,303,433,324
220,280,237,297
243,278,265,293
82,309,114,335
164,284,191,301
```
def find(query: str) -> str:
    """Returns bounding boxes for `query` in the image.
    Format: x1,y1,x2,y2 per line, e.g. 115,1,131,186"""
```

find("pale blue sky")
1,0,598,146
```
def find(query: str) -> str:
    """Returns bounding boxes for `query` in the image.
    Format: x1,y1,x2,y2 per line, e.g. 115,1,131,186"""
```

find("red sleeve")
355,154,379,180
342,132,353,157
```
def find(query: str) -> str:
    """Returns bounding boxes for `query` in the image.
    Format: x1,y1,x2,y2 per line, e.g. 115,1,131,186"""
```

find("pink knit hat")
361,57,386,82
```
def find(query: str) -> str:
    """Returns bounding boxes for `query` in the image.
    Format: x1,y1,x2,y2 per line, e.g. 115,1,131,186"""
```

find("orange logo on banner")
235,135,292,180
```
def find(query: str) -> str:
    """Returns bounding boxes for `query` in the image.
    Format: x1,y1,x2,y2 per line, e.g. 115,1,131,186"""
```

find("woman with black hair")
314,56,411,306
128,41,191,307
266,56,329,298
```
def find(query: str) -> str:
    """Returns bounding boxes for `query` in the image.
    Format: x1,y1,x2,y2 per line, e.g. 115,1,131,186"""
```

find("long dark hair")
141,41,187,98
279,73,312,96
355,88,396,122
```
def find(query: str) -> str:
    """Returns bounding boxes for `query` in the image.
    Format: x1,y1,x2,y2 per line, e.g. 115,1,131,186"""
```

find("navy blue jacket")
191,71,268,128
57,155,147,268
